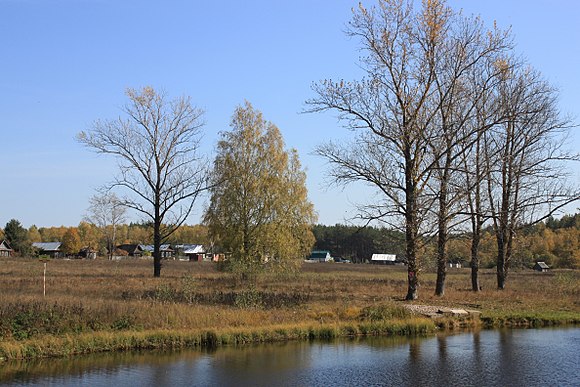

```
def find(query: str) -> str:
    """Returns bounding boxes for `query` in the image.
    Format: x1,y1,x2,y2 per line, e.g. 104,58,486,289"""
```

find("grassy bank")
0,258,578,360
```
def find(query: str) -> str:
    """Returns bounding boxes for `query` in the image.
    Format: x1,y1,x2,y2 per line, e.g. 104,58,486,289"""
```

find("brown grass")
0,258,578,359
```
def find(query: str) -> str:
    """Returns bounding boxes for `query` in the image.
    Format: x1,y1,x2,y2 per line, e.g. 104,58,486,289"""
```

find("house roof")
140,244,174,252
535,261,550,269
0,240,13,251
32,242,61,251
176,244,205,254
371,254,397,261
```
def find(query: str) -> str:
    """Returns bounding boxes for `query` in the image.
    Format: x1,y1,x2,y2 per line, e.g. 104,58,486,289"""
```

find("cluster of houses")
114,243,214,261
0,240,218,262
0,240,553,271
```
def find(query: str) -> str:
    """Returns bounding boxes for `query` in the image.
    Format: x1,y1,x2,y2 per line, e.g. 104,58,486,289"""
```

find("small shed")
32,242,63,258
308,250,332,262
0,240,13,257
371,253,397,265
533,261,550,272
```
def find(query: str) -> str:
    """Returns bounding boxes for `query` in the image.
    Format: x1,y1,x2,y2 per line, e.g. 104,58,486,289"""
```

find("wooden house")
116,244,144,257
174,244,205,261
0,240,13,257
307,250,332,262
140,244,174,259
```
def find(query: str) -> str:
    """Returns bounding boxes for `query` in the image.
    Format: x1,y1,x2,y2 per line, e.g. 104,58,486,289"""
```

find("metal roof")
139,244,173,252
179,244,205,254
371,254,397,261
32,242,62,251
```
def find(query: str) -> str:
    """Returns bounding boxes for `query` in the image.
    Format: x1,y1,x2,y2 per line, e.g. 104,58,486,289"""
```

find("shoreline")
1,311,578,361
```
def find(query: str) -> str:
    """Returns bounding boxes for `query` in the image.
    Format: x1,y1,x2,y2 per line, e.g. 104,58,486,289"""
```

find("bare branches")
308,0,578,297
78,86,209,277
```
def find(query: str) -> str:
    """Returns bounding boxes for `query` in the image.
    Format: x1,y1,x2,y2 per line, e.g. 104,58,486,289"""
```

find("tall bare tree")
307,0,509,299
485,64,579,289
85,192,127,260
78,87,208,277
426,4,512,296
307,0,446,300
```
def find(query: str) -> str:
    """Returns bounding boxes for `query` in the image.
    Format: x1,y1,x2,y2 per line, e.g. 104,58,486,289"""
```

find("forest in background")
1,213,578,269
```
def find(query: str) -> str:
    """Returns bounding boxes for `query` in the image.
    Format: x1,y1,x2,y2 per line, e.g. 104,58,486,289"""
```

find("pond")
2,328,578,386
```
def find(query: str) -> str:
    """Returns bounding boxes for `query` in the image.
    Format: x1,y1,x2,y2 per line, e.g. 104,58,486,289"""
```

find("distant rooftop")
32,242,61,251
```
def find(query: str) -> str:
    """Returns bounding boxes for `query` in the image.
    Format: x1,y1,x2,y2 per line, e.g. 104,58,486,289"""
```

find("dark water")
1,328,579,387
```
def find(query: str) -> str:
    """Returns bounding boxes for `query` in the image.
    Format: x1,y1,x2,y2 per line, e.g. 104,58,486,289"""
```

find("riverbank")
0,258,578,360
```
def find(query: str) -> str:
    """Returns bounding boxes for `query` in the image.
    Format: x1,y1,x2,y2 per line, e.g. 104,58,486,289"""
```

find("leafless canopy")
78,86,208,276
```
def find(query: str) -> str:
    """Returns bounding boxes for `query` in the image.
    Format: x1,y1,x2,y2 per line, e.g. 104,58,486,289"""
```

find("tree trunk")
435,231,447,296
153,227,162,277
153,202,162,277
470,229,481,291
496,231,507,289
435,174,448,297
405,157,419,301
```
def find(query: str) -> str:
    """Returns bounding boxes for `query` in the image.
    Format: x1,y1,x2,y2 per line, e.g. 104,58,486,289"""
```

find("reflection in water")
2,328,579,387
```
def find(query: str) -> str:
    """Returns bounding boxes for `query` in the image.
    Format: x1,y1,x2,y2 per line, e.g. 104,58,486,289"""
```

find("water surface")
2,328,579,386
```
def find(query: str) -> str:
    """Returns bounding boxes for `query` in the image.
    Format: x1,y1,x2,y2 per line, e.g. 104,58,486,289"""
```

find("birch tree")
204,102,316,280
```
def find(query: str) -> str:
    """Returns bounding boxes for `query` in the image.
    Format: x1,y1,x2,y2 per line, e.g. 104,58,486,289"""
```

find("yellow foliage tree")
204,102,317,280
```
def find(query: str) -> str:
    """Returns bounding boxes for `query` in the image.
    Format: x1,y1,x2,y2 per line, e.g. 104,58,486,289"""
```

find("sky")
1,0,579,229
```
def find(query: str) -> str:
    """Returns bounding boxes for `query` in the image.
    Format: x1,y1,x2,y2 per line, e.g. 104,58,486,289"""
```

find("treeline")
312,224,405,263
312,217,579,269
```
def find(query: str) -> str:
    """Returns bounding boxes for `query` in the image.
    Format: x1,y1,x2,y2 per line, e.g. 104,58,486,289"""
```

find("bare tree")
85,192,127,260
78,86,208,277
307,0,510,299
307,0,446,300
426,7,512,296
485,63,579,289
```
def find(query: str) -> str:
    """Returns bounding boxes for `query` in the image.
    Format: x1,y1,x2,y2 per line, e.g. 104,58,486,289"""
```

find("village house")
117,244,175,259
140,244,174,259
116,244,144,257
307,250,333,262
0,240,13,257
174,244,205,261
32,242,63,258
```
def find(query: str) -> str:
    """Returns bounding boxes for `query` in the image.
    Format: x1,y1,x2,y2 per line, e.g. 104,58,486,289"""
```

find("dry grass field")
0,257,578,359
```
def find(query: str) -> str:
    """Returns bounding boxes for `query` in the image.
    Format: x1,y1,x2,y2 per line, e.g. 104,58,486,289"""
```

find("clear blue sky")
1,0,579,229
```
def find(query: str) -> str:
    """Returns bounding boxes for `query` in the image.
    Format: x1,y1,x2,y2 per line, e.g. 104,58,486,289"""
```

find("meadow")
0,258,578,360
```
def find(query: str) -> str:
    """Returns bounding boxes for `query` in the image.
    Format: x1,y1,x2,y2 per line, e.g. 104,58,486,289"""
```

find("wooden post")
43,262,46,297
39,258,49,297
